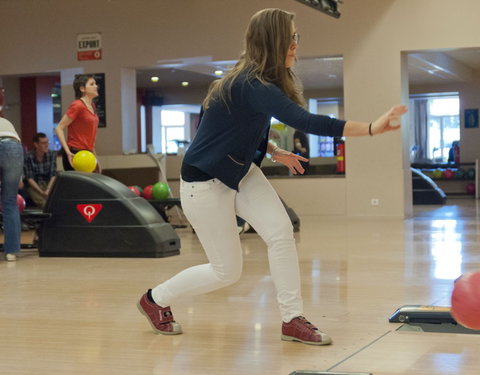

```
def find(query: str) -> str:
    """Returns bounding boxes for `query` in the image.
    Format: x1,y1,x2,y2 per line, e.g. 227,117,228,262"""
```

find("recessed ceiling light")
214,70,223,76
181,81,189,87
317,56,343,62
151,76,159,82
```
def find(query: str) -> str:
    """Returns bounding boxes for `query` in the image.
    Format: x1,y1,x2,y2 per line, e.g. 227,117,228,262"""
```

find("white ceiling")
446,48,480,69
136,48,480,91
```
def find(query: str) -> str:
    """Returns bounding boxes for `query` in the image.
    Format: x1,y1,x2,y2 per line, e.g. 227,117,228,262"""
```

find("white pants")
152,164,303,322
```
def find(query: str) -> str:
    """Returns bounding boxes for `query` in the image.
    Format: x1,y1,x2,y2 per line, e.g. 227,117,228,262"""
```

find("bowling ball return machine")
389,305,480,334
34,171,180,258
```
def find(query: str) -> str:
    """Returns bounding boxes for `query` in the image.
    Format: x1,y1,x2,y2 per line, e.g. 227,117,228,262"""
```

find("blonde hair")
203,8,305,109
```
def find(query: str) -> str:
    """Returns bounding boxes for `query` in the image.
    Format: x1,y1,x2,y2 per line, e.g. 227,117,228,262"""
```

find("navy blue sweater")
183,75,346,190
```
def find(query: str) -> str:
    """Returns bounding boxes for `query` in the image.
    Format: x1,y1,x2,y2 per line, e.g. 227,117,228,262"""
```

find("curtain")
411,99,429,163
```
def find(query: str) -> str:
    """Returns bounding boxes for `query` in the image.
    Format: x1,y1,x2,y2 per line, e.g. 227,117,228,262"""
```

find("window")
161,110,185,154
149,109,186,154
139,105,146,153
161,110,185,126
309,99,341,157
142,105,199,154
427,97,460,162
410,93,460,164
164,125,185,154
316,132,336,157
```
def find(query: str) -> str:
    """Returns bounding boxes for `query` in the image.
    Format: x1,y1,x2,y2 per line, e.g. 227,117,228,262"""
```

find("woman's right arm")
55,114,74,164
247,82,345,138
249,82,405,138
343,105,407,136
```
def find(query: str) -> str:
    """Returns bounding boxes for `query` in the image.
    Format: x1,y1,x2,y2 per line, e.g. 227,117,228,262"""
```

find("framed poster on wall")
464,108,478,129
75,73,106,127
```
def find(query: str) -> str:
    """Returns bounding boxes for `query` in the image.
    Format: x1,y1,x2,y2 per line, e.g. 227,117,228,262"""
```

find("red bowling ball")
128,186,141,196
0,194,25,213
142,185,154,200
451,272,480,330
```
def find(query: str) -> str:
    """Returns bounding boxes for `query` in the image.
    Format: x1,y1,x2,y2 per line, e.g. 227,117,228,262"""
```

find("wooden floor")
1,198,480,375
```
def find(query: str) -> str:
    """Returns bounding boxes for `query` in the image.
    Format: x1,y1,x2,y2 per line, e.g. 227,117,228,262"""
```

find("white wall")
2,0,480,217
1,77,22,134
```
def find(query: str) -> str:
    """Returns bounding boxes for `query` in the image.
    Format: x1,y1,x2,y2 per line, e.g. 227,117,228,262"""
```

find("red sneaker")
281,316,332,345
137,292,182,335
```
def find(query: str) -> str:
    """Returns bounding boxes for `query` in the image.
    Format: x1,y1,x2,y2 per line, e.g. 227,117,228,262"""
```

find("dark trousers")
61,148,81,171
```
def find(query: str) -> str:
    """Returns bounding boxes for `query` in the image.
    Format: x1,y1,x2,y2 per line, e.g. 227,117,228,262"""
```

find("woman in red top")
55,74,101,172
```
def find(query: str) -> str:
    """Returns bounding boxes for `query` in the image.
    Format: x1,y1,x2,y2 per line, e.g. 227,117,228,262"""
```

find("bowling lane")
330,328,480,375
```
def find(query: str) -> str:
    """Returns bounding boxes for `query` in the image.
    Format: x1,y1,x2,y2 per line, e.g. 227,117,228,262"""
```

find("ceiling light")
181,81,189,87
320,56,343,62
214,70,223,76
151,76,159,82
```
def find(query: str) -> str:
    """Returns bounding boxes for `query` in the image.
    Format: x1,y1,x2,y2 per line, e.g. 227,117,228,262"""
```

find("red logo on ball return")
77,204,103,223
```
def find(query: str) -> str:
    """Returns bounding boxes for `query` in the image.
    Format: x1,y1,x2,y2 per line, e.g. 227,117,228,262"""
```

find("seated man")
23,133,57,209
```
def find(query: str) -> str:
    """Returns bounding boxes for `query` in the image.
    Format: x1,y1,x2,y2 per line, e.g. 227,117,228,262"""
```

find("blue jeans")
0,139,24,254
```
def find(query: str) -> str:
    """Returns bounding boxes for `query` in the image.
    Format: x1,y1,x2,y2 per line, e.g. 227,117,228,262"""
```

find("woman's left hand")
273,148,309,175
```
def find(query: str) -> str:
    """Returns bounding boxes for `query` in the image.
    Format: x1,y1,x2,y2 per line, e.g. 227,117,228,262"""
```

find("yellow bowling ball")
72,150,97,173
432,169,443,179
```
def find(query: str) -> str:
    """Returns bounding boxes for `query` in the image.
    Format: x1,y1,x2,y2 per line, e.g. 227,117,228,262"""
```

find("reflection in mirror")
136,56,346,176
136,66,217,154
265,56,345,177
137,56,343,176
408,48,480,201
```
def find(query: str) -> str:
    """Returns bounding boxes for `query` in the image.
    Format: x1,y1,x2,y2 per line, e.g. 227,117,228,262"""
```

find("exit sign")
77,33,102,61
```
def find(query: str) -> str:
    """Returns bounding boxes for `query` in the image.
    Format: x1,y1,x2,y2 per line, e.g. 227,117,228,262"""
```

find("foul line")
326,330,393,372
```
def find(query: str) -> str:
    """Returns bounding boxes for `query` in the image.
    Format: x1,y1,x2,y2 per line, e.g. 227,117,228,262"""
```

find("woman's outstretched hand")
273,148,309,175
371,105,408,135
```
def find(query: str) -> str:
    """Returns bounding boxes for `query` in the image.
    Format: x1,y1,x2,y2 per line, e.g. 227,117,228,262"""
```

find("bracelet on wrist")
271,146,279,162
368,122,373,136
